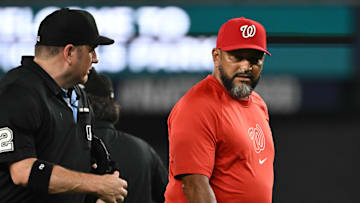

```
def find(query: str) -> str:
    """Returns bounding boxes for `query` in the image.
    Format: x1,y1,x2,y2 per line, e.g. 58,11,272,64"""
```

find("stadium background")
0,0,358,202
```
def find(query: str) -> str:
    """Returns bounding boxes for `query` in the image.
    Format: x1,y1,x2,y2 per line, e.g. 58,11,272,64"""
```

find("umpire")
0,8,127,203
84,69,168,203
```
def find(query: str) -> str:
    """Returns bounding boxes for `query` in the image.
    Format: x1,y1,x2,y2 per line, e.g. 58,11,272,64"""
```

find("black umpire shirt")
0,56,93,203
93,120,168,203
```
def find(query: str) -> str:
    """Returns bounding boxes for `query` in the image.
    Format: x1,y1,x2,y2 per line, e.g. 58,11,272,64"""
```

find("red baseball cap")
216,17,271,56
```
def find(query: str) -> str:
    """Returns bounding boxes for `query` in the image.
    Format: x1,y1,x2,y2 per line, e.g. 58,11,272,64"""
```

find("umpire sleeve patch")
0,127,14,153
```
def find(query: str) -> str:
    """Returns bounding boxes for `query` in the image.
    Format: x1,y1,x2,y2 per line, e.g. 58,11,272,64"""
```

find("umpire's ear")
63,44,76,66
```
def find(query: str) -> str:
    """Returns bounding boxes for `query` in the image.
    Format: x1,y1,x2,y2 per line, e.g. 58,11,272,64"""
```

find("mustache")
232,70,254,81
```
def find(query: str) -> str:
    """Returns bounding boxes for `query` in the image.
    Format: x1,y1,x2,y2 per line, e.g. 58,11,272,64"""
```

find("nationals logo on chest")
248,124,265,153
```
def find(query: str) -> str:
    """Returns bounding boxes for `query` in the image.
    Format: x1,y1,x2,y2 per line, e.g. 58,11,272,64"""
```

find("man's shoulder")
98,128,156,164
251,91,267,106
0,64,41,90
168,76,224,126
0,72,37,97
118,131,150,150
250,91,269,118
118,132,164,166
95,127,148,150
177,76,223,109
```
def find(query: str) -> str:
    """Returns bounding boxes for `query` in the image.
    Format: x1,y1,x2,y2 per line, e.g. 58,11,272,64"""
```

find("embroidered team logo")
240,25,256,38
248,124,265,153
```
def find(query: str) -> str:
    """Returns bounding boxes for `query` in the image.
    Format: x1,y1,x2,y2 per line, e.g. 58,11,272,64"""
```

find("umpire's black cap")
36,8,114,46
84,68,115,99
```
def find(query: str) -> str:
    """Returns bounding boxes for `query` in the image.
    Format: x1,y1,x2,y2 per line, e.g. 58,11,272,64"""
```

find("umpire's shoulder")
120,131,149,148
0,65,39,89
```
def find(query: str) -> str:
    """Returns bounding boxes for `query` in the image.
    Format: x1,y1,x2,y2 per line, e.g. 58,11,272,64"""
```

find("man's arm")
181,174,217,203
9,158,127,203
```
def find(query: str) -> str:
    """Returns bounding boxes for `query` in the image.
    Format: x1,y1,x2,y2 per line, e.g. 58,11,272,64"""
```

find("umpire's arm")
180,174,217,203
9,157,127,203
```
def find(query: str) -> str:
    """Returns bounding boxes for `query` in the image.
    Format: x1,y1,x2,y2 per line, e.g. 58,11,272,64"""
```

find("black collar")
21,56,62,96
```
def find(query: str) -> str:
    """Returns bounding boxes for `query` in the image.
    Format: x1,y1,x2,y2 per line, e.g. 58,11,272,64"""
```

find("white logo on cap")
37,36,40,42
240,25,256,38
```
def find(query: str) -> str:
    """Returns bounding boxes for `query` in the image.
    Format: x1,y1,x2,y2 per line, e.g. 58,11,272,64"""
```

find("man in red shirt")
165,17,274,203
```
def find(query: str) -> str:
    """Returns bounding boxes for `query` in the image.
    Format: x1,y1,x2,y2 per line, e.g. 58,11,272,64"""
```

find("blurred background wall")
0,0,358,202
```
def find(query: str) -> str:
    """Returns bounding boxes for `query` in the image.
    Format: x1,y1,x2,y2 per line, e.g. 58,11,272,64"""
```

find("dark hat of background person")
85,68,115,99
216,17,271,56
36,8,114,46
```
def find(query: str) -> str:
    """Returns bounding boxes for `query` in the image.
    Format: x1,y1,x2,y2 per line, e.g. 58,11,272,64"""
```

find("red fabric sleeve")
168,97,218,179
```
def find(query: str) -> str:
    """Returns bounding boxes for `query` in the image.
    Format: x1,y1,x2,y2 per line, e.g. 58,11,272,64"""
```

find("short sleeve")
168,97,218,179
0,84,41,164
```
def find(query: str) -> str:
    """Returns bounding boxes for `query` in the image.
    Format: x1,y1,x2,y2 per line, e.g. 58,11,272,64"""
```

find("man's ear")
212,48,221,68
63,44,76,65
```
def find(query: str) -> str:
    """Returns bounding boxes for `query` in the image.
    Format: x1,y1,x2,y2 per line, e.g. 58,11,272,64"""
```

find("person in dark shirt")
0,8,127,203
85,69,168,203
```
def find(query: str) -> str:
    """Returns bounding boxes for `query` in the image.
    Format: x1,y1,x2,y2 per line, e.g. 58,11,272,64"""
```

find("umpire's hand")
96,171,128,203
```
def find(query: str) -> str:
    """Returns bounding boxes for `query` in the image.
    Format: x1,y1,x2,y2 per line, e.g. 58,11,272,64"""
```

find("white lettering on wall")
0,6,215,73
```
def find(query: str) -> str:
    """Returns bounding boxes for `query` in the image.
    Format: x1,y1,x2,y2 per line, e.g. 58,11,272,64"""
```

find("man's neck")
33,56,72,89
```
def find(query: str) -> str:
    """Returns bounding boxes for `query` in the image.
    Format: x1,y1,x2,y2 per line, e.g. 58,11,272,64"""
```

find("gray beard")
230,83,252,99
218,64,258,99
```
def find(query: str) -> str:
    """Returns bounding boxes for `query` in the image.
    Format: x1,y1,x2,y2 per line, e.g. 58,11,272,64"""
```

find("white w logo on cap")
240,25,256,38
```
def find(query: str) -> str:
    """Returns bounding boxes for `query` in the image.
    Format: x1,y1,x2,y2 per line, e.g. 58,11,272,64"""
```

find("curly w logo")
248,124,265,153
240,25,256,38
